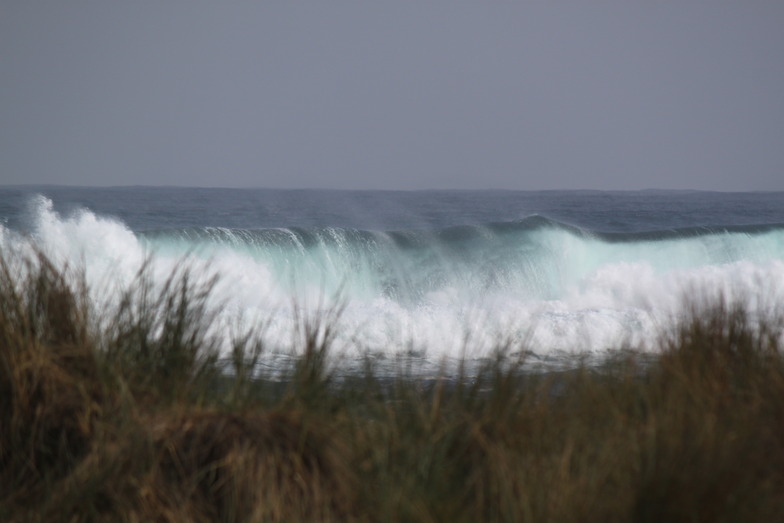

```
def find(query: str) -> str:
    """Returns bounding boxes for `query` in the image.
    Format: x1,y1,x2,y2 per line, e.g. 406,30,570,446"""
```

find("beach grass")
1,251,784,521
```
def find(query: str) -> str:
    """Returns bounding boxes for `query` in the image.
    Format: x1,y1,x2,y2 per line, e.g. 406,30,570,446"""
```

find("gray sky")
1,1,783,190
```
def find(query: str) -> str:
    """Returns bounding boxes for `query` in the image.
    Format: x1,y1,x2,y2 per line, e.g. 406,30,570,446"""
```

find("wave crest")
3,196,784,362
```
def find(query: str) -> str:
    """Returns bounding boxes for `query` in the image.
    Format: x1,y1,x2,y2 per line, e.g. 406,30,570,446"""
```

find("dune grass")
1,251,784,521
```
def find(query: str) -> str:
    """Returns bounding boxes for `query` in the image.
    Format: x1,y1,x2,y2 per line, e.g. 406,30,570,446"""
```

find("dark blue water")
2,186,783,233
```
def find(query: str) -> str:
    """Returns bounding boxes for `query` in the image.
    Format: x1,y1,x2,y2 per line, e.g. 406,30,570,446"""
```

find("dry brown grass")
0,253,103,504
2,250,784,521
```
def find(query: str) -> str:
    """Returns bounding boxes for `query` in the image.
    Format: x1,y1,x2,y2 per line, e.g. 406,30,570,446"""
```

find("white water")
3,196,784,371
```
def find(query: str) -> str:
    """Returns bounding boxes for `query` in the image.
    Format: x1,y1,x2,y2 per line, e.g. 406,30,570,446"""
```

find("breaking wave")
3,195,784,369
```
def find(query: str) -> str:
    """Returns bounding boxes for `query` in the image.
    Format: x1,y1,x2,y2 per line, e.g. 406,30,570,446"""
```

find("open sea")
1,186,783,372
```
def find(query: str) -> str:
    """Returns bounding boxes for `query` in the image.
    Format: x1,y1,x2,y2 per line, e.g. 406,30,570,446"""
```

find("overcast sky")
1,2,783,190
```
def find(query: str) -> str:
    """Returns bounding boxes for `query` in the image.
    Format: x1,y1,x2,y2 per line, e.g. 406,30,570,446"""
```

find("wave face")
3,195,784,370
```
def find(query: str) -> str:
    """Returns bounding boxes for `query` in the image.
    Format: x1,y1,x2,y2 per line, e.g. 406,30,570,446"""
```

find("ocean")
2,186,783,372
